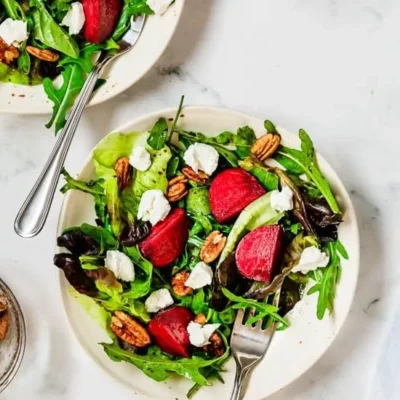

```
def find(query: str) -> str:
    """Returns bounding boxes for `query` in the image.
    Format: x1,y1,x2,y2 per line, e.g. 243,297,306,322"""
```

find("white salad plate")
56,106,360,400
0,0,184,115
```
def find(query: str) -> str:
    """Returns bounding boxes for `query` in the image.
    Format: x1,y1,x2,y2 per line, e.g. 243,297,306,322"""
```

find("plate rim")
56,105,360,399
0,0,185,115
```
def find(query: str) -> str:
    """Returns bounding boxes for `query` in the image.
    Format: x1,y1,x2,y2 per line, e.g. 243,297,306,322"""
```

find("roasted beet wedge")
236,225,283,282
82,0,122,43
209,168,266,223
148,306,193,358
139,208,189,267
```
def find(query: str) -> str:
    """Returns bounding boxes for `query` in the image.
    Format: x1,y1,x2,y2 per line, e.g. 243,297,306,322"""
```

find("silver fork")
230,292,280,400
14,15,146,238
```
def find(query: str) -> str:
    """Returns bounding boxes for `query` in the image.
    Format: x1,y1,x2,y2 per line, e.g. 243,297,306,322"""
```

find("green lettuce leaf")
187,187,211,216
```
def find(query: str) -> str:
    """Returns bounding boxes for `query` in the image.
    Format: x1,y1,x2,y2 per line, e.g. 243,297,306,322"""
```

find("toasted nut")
194,313,207,325
110,311,151,348
251,133,281,161
171,270,192,297
203,333,224,357
167,176,188,202
26,46,59,62
114,157,133,191
0,37,19,65
200,231,227,263
182,166,209,185
0,301,9,341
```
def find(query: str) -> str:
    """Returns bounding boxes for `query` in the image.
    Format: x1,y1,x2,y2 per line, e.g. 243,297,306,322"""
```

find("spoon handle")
14,54,112,238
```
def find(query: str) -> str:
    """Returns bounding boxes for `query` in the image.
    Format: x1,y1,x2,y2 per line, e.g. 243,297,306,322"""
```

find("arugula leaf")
112,0,154,41
307,241,347,320
102,339,229,385
264,119,278,133
239,157,279,191
275,129,341,214
60,168,104,195
0,0,25,19
43,64,85,133
222,288,288,326
31,0,79,58
232,126,256,158
147,118,169,150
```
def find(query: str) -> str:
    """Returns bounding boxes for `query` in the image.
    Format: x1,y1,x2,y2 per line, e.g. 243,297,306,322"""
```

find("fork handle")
14,53,112,238
230,365,251,400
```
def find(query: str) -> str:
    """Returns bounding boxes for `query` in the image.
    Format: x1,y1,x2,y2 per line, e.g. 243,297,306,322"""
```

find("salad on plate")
54,100,349,397
0,0,173,132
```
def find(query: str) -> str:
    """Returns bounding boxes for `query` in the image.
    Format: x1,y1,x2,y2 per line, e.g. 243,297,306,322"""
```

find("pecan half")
251,133,281,161
114,157,133,191
0,297,9,341
182,166,209,185
110,311,151,348
171,270,192,297
167,176,188,202
200,231,227,263
194,313,206,325
26,46,59,62
203,333,224,357
0,37,19,65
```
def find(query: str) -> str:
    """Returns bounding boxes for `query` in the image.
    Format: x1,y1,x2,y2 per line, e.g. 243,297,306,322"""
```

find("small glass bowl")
0,278,26,393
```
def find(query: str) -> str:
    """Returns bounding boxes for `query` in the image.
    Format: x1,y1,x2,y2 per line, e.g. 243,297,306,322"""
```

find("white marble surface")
0,0,399,399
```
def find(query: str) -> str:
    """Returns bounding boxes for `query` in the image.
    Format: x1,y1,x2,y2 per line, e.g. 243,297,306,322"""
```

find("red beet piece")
148,306,193,358
209,168,266,223
82,0,122,43
236,225,283,283
139,208,189,268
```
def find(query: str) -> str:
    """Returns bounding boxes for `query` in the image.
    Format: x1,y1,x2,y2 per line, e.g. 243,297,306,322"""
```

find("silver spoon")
14,16,146,238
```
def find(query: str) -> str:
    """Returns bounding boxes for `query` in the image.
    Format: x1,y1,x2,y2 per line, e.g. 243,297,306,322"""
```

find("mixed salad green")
0,0,164,133
54,101,348,397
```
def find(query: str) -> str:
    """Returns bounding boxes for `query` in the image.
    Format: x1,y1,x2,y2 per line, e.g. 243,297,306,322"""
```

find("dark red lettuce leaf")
57,230,99,256
54,253,98,297
120,221,151,247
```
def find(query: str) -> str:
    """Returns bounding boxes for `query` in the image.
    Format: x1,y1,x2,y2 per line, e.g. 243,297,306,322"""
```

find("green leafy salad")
54,101,348,397
0,0,169,133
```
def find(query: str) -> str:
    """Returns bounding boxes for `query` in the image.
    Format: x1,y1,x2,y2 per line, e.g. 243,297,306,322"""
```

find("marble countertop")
0,0,399,399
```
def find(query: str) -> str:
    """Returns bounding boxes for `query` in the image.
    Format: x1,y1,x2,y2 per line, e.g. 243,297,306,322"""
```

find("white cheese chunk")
146,0,173,15
105,250,135,282
129,145,151,172
270,186,294,212
61,2,85,35
292,246,330,274
183,143,219,175
185,262,213,289
187,322,220,347
137,189,171,226
0,19,28,48
145,288,174,313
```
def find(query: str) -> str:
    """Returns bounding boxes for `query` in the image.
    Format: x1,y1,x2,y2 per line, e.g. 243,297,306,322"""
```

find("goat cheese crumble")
185,262,213,289
270,186,294,212
0,19,28,48
146,0,173,15
61,2,85,35
105,250,135,282
145,288,174,313
138,189,171,226
184,143,219,175
292,246,330,274
187,322,220,347
129,145,151,171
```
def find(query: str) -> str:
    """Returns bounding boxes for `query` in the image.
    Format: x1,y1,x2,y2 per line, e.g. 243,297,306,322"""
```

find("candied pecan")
200,231,227,263
251,133,281,161
182,166,208,185
110,311,151,348
194,313,207,325
0,297,9,341
171,270,192,296
0,37,19,65
203,333,224,357
167,175,188,202
114,157,133,191
26,46,59,62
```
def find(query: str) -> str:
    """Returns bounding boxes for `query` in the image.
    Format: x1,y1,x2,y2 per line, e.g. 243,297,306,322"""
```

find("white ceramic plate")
56,106,360,400
0,1,184,115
